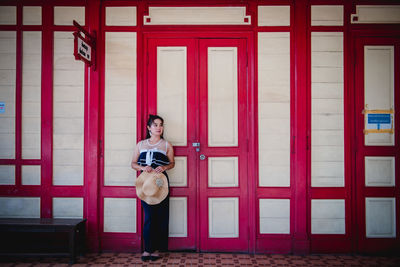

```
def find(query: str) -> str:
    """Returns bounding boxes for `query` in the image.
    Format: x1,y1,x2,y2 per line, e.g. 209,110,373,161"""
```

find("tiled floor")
1,252,400,267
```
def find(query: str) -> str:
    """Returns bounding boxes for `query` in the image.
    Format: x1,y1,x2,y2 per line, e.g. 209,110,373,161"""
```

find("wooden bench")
0,218,86,264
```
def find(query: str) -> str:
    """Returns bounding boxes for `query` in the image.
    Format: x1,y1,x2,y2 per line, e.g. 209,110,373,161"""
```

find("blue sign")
0,102,5,114
368,114,391,124
366,113,392,131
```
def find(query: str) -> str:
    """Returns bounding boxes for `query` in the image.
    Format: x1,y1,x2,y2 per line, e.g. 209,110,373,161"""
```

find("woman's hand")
154,166,165,173
142,166,153,172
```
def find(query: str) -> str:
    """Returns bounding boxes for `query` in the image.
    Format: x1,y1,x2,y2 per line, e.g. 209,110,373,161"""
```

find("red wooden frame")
307,1,352,253
354,36,400,254
1,0,399,255
0,0,101,250
253,0,297,254
98,1,141,252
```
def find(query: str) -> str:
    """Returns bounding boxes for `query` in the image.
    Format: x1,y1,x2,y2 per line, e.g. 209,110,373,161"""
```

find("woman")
131,114,175,261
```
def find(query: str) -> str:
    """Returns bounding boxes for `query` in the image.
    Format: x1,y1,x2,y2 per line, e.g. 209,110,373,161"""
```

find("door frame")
353,34,400,253
142,31,255,252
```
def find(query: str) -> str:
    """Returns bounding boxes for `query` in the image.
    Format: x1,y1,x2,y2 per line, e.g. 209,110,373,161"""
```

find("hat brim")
136,171,169,205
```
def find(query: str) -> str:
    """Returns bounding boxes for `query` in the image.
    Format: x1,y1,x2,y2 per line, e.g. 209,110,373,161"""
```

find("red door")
198,39,248,251
354,36,400,253
146,36,249,252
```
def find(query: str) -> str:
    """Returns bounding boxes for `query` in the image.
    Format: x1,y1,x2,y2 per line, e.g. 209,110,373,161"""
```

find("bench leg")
79,222,86,256
69,229,77,264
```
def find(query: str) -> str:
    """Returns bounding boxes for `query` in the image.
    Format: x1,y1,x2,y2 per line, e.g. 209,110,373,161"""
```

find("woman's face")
148,118,164,137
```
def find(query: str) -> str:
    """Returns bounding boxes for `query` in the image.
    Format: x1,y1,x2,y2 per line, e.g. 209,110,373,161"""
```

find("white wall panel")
168,156,187,187
311,5,343,26
312,162,344,187
259,199,290,234
365,46,394,110
364,46,394,146
352,5,400,24
105,32,136,186
157,47,187,146
23,6,42,25
104,198,137,233
208,47,238,147
312,83,343,99
366,198,396,238
312,115,343,130
53,166,82,186
209,198,239,238
208,157,238,187
365,157,395,187
144,6,251,25
169,197,188,237
53,32,84,186
258,6,290,26
54,6,85,26
53,134,83,150
0,197,40,218
22,31,41,159
0,165,15,185
106,7,136,26
0,6,16,25
311,32,344,187
53,198,83,219
312,146,343,162
0,31,16,159
258,32,290,187
312,199,345,234
21,165,41,185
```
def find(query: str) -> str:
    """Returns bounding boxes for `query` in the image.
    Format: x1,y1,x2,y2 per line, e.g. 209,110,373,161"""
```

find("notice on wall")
366,114,392,130
364,110,394,134
0,102,5,114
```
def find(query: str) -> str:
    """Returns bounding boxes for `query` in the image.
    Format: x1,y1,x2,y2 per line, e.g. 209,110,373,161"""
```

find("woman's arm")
154,141,175,173
131,142,152,172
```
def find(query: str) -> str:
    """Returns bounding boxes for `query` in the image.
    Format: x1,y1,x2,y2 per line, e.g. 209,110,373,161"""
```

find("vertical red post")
41,2,54,219
293,0,309,254
85,0,101,252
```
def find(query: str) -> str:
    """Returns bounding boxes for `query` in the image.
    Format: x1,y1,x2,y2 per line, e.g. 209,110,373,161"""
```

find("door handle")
200,154,206,160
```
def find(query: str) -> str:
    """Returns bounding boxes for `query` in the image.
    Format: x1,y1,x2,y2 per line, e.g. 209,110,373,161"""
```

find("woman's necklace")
147,138,162,146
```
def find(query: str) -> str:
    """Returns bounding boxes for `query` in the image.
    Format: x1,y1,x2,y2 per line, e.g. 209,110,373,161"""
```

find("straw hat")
136,171,169,205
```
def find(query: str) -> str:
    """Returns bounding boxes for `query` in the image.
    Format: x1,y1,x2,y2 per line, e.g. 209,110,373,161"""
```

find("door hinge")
99,139,103,158
291,135,295,154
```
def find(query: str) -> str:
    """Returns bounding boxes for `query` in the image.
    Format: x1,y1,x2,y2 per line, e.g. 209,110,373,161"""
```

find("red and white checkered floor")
1,252,400,266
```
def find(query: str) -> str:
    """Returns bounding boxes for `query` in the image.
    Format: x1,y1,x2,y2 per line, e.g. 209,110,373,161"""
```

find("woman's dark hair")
146,114,164,139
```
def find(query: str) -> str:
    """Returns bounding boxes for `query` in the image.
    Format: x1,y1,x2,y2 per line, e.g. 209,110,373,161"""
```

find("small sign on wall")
73,20,96,69
364,108,394,134
0,102,5,114
76,35,92,62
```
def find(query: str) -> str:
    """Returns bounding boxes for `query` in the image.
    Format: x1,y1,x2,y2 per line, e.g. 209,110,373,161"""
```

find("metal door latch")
192,142,200,152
